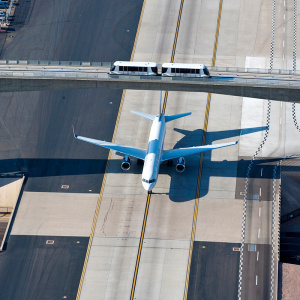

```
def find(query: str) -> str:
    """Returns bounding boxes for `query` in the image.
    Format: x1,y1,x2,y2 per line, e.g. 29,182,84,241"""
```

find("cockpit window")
142,178,156,183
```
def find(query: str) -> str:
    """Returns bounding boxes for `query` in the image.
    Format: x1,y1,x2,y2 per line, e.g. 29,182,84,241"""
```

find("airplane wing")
74,134,147,160
161,141,238,161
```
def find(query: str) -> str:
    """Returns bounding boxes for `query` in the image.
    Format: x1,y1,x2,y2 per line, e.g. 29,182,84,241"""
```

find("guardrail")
0,60,299,75
0,60,113,67
0,71,299,89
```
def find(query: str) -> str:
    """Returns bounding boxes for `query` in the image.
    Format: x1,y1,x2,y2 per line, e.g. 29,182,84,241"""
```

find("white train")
161,63,210,78
110,61,210,78
110,61,158,75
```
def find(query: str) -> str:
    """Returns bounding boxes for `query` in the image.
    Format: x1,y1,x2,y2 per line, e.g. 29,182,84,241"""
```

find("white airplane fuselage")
142,115,166,191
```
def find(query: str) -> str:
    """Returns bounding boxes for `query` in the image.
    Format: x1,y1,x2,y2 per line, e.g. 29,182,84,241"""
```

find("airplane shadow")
0,125,293,200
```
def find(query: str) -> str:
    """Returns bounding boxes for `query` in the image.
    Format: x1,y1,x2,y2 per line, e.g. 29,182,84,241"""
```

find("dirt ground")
279,263,300,300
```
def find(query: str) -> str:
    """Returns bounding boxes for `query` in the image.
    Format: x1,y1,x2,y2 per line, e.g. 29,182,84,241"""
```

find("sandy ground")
279,263,300,300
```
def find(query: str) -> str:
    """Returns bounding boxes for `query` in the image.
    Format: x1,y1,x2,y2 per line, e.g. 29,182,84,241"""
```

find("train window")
128,67,138,72
162,67,167,73
119,66,124,71
171,68,176,73
203,67,210,75
151,67,158,73
196,69,200,74
110,66,115,71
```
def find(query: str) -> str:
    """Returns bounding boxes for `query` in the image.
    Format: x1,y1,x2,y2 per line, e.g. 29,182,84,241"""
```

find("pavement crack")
100,197,114,236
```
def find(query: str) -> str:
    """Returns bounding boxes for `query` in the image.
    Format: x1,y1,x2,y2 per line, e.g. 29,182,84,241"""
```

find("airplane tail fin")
164,112,192,123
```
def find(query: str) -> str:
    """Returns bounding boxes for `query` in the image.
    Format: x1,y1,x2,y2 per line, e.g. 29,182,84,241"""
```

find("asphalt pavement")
0,0,143,299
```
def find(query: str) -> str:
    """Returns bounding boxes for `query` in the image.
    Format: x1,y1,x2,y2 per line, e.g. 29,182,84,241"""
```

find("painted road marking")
259,207,261,217
75,1,147,299
184,1,223,299
131,1,184,299
258,228,261,239
257,251,259,261
130,192,151,300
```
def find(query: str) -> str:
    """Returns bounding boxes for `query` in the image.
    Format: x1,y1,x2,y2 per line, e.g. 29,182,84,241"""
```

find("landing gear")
137,159,144,165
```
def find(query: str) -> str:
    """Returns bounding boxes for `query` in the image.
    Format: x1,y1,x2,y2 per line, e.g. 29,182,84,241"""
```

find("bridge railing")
0,60,113,67
208,65,300,75
0,71,299,88
0,60,299,75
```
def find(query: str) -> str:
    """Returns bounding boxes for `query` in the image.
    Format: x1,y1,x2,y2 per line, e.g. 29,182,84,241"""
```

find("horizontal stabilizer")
74,134,147,160
161,140,238,161
131,110,156,121
164,112,192,123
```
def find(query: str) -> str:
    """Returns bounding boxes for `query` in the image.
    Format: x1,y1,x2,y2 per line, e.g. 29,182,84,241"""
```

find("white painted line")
259,207,261,217
257,251,259,261
256,275,258,285
258,228,261,238
283,40,285,47
284,0,286,6
284,14,286,20
261,168,263,176
259,187,262,196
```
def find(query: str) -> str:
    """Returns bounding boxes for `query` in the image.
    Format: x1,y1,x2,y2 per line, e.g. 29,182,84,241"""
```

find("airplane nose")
142,182,151,191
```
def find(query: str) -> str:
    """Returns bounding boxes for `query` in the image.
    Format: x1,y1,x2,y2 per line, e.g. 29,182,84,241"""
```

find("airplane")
73,94,238,191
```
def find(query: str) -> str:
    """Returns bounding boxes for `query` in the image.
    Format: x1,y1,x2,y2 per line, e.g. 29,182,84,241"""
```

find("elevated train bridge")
0,60,299,102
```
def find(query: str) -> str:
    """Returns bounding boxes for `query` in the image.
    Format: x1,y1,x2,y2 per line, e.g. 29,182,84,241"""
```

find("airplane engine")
176,157,185,173
121,155,131,171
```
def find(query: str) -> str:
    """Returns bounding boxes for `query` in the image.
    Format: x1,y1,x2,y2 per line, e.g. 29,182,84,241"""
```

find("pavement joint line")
183,0,223,298
75,0,146,298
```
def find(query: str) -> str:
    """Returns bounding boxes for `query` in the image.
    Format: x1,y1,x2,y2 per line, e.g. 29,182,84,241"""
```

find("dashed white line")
259,207,261,217
283,40,285,47
258,228,261,238
257,251,259,261
259,187,262,196
284,0,286,6
256,275,258,286
284,14,286,20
